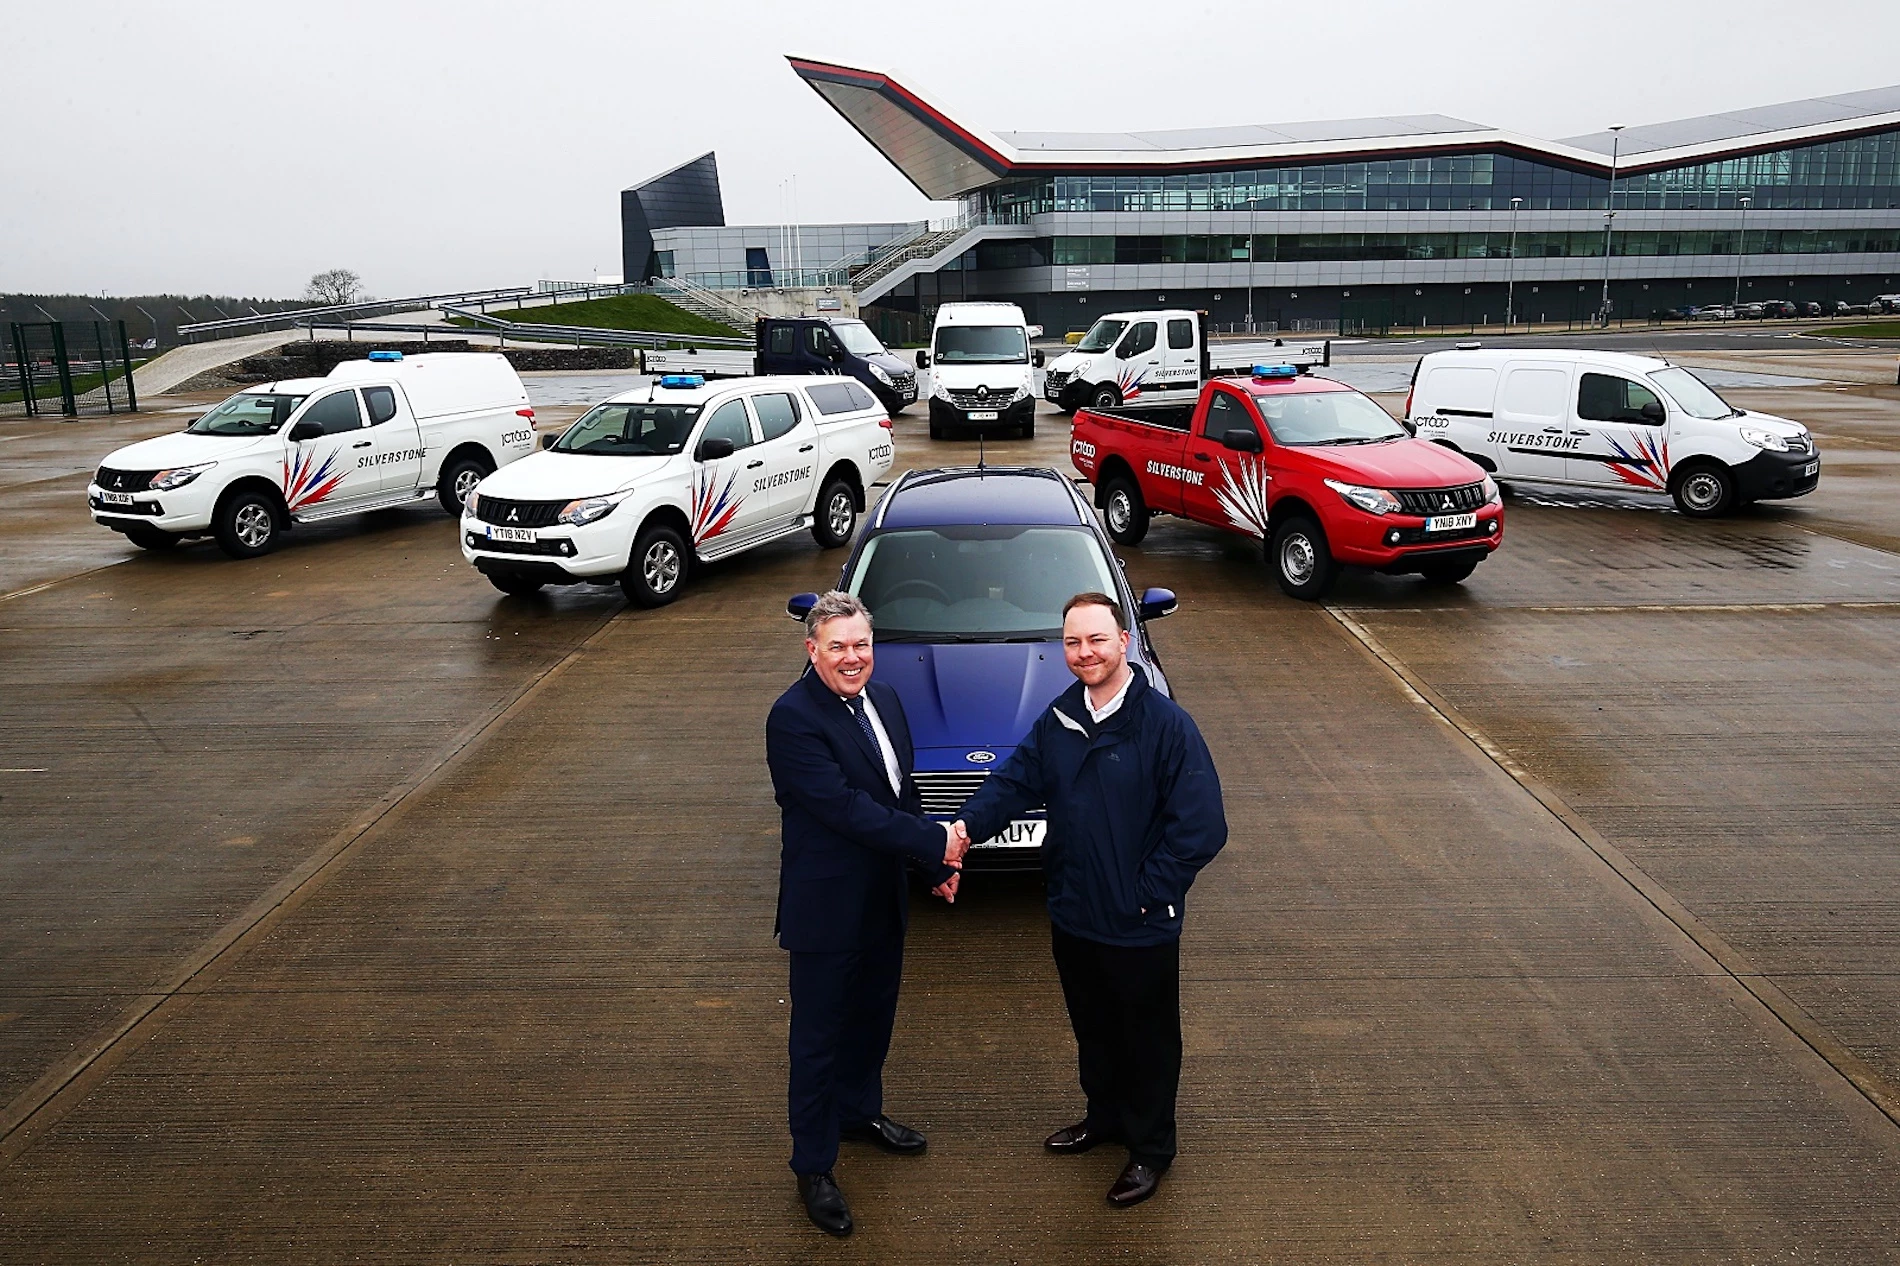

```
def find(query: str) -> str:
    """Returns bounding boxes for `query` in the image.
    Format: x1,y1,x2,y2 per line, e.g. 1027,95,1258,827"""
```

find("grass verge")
450,294,742,339
1816,322,1900,339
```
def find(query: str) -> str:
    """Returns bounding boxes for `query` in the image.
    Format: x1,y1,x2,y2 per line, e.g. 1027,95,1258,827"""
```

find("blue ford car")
789,465,1177,870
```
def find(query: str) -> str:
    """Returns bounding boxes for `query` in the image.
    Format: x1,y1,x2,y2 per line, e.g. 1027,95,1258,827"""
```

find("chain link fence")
3,320,139,418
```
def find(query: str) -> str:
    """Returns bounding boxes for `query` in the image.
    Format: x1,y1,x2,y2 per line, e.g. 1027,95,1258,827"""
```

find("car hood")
876,640,1076,763
867,351,913,376
473,449,680,499
1733,409,1807,438
1296,436,1485,488
101,431,275,471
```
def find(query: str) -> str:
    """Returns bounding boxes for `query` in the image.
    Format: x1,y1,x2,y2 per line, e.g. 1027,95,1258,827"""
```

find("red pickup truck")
1069,366,1503,599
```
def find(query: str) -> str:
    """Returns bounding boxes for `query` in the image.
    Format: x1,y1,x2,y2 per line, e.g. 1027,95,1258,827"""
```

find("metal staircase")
850,225,973,292
652,277,763,333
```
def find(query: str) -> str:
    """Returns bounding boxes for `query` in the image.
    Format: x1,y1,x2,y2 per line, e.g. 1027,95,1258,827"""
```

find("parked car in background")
1736,302,1766,319
918,302,1043,440
1760,299,1799,319
1872,294,1900,314
1693,305,1735,321
1802,301,1826,317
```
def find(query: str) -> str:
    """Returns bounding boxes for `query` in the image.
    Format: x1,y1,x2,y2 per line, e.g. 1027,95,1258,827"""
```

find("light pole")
1733,195,1752,310
1599,125,1624,326
1245,181,1258,333
1505,196,1523,330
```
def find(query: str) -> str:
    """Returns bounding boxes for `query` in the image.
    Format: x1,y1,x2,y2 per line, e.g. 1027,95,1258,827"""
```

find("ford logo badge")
966,750,996,764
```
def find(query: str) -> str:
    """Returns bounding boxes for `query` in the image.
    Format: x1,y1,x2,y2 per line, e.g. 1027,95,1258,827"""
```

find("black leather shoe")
1107,1160,1164,1207
798,1172,853,1237
840,1114,927,1154
1044,1120,1109,1153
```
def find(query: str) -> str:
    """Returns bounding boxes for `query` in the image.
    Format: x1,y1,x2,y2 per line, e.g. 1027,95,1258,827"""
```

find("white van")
461,373,894,606
1042,308,1326,412
1405,348,1819,517
90,351,536,557
920,302,1042,440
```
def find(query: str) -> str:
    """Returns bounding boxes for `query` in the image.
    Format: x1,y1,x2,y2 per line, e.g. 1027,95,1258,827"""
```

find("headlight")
149,462,216,491
463,489,479,516
557,496,618,526
932,380,951,400
868,363,894,386
1739,426,1791,452
1324,478,1402,515
1482,475,1500,504
1010,384,1030,403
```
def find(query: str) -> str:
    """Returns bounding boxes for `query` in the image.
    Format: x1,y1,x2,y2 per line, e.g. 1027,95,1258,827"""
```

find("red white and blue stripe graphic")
282,445,348,511
690,465,744,542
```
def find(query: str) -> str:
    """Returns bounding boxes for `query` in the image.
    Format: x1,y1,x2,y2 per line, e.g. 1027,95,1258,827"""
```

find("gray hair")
805,590,873,640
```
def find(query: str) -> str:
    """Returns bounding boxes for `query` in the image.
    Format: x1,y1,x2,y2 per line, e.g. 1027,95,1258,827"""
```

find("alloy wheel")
644,539,682,593
234,504,273,549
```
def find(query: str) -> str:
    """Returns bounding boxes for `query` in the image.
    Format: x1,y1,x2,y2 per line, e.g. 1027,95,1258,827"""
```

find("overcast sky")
6,0,1898,299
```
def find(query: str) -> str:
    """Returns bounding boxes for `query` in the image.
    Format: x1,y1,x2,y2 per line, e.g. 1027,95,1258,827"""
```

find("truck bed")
1207,339,1330,373
1078,403,1194,432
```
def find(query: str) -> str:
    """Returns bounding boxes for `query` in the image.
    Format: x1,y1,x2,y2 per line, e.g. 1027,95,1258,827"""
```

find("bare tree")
304,269,364,307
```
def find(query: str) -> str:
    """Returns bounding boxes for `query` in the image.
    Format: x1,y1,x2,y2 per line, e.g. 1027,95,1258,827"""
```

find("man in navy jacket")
765,590,965,1238
955,591,1226,1207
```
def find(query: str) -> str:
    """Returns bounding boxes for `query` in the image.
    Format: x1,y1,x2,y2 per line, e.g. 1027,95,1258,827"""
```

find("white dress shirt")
1084,668,1134,724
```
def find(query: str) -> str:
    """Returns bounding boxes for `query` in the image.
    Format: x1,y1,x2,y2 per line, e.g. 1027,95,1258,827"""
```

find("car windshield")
1254,389,1407,445
848,525,1118,640
188,392,306,436
1650,366,1740,420
1074,318,1129,353
934,325,1028,364
829,321,886,356
553,402,700,455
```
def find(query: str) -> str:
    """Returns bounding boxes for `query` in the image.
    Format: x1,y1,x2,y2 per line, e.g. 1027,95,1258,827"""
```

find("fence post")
8,324,30,416
49,323,77,417
118,320,137,413
96,321,114,413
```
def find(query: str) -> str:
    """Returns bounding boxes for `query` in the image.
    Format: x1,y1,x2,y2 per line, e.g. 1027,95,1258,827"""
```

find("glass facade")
973,127,1900,217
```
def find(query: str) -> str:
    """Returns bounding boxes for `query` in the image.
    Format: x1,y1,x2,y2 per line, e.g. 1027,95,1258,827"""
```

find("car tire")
124,525,179,552
1090,384,1121,410
811,477,857,549
1019,416,1036,440
1671,461,1736,518
928,415,946,441
487,573,546,596
213,486,283,559
1101,475,1150,547
1269,514,1337,600
437,454,488,516
1418,556,1479,585
620,522,688,607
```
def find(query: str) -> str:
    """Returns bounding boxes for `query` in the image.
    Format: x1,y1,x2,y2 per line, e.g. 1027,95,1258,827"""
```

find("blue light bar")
1252,364,1298,379
367,350,403,362
658,374,706,389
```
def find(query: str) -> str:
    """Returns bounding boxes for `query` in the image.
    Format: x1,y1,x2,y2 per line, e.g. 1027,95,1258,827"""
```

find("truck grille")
889,370,916,393
944,388,1018,409
95,466,158,492
912,770,992,815
1043,370,1070,394
1395,483,1488,516
472,496,566,529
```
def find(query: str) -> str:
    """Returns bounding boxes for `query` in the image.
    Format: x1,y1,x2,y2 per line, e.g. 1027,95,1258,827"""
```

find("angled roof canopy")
788,56,1900,190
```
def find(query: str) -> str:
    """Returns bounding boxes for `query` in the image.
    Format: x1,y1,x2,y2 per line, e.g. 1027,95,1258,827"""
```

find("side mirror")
289,419,324,442
787,592,819,621
1640,400,1666,424
1033,349,1046,368
1400,418,1417,436
1220,428,1263,453
1026,325,1044,338
1138,587,1178,621
915,350,930,369
540,433,557,449
695,437,735,462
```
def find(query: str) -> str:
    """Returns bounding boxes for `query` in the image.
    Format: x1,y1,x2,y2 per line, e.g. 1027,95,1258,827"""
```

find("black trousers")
786,936,904,1176
1050,927,1181,1169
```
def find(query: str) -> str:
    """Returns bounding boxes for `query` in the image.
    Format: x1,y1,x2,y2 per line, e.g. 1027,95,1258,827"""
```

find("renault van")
920,302,1042,440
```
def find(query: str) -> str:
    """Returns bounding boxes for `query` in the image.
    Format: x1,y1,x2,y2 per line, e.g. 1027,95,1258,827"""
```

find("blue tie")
845,695,880,751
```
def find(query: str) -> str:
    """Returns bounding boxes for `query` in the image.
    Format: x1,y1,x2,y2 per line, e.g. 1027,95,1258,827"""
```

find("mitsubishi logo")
113,475,125,489
507,508,519,522
1441,494,1455,510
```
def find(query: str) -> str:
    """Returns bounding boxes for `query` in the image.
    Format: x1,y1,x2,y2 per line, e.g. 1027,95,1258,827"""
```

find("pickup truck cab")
1044,309,1326,414
89,351,535,558
462,373,895,605
1072,364,1502,599
919,302,1044,440
787,465,1177,870
1405,348,1818,517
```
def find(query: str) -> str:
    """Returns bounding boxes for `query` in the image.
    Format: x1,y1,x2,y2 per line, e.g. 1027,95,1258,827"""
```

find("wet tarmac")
3,366,1900,1260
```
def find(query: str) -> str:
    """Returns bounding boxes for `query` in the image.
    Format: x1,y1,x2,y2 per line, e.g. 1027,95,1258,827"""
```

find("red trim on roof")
788,57,1013,172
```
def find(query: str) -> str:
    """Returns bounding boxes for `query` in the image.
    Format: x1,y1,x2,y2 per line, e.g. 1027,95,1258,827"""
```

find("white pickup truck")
1043,308,1326,413
89,351,536,558
460,373,895,605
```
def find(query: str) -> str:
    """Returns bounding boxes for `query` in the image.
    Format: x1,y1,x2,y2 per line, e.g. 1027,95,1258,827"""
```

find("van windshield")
1255,390,1408,445
553,402,701,455
829,321,887,356
1650,366,1741,420
1074,319,1128,353
935,326,1028,365
188,393,307,436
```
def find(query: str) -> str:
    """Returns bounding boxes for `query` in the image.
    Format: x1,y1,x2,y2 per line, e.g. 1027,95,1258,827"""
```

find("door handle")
746,460,764,469
798,444,814,453
1193,452,1212,461
1542,427,1563,434
1570,429,1591,436
352,441,372,448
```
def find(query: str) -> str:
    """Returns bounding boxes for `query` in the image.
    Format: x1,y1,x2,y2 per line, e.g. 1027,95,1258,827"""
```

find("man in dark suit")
765,590,967,1238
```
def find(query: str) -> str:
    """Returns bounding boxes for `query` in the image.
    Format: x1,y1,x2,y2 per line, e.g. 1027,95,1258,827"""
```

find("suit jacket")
766,669,952,953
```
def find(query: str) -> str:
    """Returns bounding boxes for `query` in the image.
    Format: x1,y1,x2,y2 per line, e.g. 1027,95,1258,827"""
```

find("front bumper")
460,512,633,582
1329,503,1505,570
929,395,1035,432
88,483,216,533
1733,449,1820,502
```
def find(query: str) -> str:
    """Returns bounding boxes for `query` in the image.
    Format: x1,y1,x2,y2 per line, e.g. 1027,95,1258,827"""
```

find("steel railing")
437,303,752,348
178,287,534,342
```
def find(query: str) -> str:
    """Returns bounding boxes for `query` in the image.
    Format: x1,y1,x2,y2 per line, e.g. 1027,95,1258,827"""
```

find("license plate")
1426,512,1477,532
99,490,134,505
1803,461,1819,476
974,819,1045,850
486,525,537,543
968,410,999,421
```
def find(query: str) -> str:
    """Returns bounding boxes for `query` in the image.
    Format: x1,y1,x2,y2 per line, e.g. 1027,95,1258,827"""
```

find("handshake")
931,820,973,904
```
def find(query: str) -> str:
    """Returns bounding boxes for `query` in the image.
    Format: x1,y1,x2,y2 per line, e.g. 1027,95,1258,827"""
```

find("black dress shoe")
1107,1160,1164,1207
1044,1120,1109,1153
840,1114,927,1154
798,1172,853,1237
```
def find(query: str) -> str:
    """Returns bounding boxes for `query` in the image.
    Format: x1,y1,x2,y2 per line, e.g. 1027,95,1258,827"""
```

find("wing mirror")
1641,400,1666,424
1220,428,1263,453
695,437,735,462
540,432,557,449
288,419,324,442
1138,587,1178,621
1033,349,1045,368
786,592,819,621
915,350,930,369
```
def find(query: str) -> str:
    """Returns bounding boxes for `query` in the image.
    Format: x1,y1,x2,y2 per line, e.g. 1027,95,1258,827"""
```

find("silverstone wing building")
782,59,1900,333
